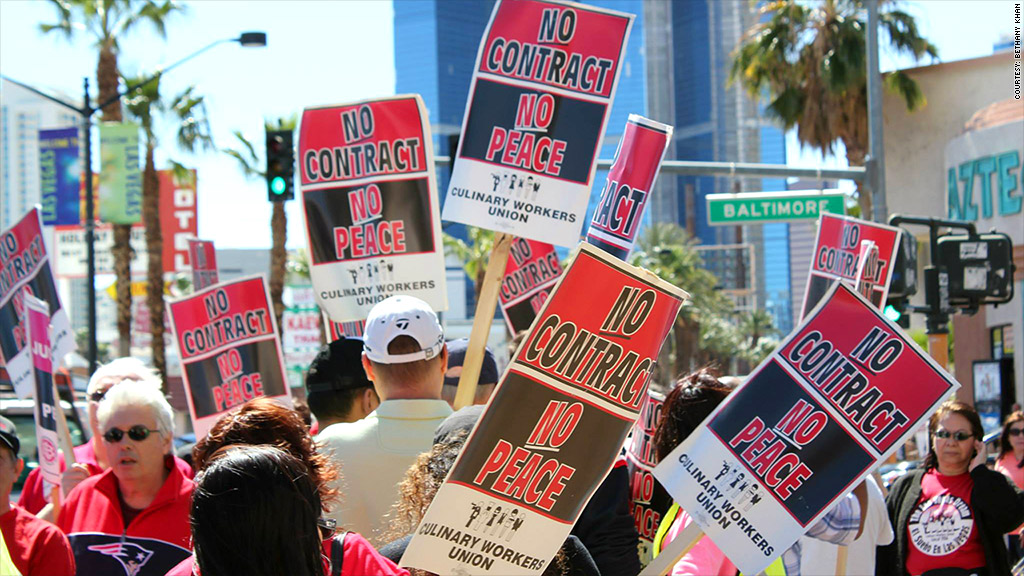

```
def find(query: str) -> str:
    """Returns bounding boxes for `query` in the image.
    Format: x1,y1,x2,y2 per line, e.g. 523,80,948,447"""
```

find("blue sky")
0,0,1014,249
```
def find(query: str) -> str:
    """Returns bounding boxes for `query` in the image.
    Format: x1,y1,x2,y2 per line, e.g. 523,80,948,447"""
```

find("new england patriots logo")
87,542,155,576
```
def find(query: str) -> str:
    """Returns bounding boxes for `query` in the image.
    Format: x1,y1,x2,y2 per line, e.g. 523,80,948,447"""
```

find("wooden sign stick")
453,232,513,410
638,521,704,576
836,545,849,576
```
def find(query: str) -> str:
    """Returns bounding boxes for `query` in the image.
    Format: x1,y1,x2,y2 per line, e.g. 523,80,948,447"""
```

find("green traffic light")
883,305,901,322
270,176,287,195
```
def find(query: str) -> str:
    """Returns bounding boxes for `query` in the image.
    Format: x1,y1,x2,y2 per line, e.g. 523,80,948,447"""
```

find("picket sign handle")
49,486,61,524
836,545,848,576
637,521,704,576
52,376,76,468
453,232,513,410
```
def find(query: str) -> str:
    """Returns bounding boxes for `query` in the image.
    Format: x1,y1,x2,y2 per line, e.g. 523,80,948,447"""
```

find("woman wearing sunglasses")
996,411,1024,563
877,401,1024,576
57,380,193,576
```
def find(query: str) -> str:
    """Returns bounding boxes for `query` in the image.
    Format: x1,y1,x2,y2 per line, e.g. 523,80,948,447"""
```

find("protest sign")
25,295,61,487
98,122,142,224
654,282,958,575
53,223,147,277
188,238,218,290
0,208,74,397
299,95,447,321
586,115,672,260
159,169,198,273
801,213,901,319
440,0,634,247
38,127,82,226
499,237,562,335
324,315,364,340
626,390,674,566
167,275,292,438
401,242,687,575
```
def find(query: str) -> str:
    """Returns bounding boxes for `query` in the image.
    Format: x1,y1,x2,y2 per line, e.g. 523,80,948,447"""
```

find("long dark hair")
653,368,733,462
923,401,984,471
999,411,1024,468
191,445,325,576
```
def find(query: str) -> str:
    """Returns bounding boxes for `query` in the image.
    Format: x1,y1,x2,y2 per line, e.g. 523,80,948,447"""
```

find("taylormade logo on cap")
363,295,444,364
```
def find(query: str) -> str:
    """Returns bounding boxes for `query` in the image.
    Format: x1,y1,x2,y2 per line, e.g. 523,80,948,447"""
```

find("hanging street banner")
585,115,672,259
167,275,292,438
299,95,447,322
159,169,198,274
401,243,688,576
188,238,219,290
625,390,673,566
98,122,142,225
0,208,74,397
26,295,61,487
801,213,902,319
707,191,846,226
440,0,634,247
654,283,958,575
38,127,82,226
499,237,562,335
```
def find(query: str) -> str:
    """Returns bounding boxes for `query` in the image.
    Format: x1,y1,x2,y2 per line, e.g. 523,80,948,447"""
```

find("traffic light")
883,298,910,329
888,233,918,299
936,232,1015,306
266,129,294,201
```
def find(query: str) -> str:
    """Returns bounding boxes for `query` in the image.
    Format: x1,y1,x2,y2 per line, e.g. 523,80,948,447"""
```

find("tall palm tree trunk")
270,202,287,337
142,143,167,388
97,42,134,358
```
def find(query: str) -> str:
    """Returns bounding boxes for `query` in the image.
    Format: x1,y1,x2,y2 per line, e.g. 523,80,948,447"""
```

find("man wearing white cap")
318,295,453,544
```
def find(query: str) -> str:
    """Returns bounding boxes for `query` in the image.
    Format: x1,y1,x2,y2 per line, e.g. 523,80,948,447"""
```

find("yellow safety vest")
651,502,786,576
1,528,23,576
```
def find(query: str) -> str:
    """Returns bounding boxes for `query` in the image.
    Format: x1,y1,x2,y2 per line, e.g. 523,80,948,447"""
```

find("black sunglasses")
1009,428,1024,437
933,429,973,442
317,517,337,540
88,390,108,403
103,425,159,443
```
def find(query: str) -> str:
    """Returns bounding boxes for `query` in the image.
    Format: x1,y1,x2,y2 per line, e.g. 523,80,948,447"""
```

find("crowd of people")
2,293,1023,576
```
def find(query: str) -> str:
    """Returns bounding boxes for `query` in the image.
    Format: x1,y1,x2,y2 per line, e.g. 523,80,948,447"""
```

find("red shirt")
17,441,194,514
58,459,193,576
0,504,75,576
163,532,409,576
905,469,986,574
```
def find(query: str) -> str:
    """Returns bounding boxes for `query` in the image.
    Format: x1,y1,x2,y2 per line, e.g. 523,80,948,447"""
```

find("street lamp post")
3,32,266,375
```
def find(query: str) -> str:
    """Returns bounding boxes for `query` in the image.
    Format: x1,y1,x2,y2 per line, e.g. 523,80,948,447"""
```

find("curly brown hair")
653,367,732,462
192,397,339,511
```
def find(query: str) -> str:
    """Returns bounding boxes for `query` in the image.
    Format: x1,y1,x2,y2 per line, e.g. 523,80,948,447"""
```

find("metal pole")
83,78,97,375
866,0,888,222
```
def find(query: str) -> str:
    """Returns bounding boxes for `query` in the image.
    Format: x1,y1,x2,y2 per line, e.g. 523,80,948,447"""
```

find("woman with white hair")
18,358,193,517
57,381,194,576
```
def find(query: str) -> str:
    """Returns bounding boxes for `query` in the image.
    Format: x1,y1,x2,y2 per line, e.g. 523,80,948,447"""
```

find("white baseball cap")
363,295,444,364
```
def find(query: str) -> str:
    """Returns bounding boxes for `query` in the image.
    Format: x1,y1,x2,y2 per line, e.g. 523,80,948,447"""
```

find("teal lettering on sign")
948,150,1023,221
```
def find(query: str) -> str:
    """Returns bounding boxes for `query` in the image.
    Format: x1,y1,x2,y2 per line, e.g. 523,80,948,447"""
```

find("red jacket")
57,458,194,576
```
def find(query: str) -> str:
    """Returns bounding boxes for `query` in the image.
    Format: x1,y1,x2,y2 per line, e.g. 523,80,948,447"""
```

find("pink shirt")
996,453,1024,534
662,508,736,576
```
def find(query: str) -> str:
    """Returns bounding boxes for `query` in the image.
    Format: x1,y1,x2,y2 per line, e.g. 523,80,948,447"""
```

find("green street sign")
707,191,846,226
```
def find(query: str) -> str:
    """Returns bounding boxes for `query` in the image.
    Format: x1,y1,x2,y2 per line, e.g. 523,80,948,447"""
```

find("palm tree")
41,0,184,357
122,74,213,388
730,0,937,217
443,227,496,304
223,118,297,336
630,223,735,384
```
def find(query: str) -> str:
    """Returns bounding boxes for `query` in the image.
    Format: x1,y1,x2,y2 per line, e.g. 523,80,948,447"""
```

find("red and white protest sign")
401,243,687,575
499,237,562,335
26,295,61,486
441,0,634,247
0,208,74,397
626,391,674,565
586,115,672,260
801,213,901,319
299,95,447,322
167,275,292,438
188,238,218,290
159,169,198,274
324,315,364,340
654,282,958,575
